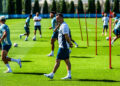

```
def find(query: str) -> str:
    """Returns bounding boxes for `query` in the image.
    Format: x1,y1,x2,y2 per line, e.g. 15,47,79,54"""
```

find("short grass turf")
0,18,120,86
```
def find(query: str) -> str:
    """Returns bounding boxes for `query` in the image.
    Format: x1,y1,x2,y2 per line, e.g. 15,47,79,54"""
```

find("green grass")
0,18,120,86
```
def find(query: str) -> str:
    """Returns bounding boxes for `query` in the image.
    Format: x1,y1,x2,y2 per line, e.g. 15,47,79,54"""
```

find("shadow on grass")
21,60,32,62
77,47,88,48
53,79,120,82
71,56,94,58
13,72,45,75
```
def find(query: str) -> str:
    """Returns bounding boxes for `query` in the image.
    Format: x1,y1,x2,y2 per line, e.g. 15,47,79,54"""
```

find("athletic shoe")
4,69,12,73
44,73,54,79
19,35,22,39
61,76,72,80
33,37,36,41
48,53,54,57
18,59,22,68
25,38,28,41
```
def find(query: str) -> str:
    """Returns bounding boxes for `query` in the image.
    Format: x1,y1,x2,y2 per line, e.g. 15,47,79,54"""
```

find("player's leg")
61,59,72,79
105,25,108,36
33,26,37,40
44,59,61,79
1,45,22,73
25,27,30,41
38,26,42,38
48,32,58,56
48,38,57,56
20,27,27,39
102,25,105,36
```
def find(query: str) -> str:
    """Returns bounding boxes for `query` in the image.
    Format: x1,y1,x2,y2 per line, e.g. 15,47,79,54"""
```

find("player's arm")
54,23,60,32
0,31,7,43
113,20,118,26
64,34,73,48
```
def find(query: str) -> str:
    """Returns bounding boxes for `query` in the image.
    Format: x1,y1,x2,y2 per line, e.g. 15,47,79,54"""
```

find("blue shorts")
103,25,108,30
52,31,58,39
24,27,30,33
2,45,11,52
114,29,120,36
56,48,69,60
34,26,41,30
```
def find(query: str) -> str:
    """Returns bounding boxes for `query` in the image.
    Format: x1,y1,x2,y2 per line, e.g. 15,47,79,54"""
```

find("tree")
113,0,119,13
88,0,95,14
104,0,110,13
0,0,2,14
33,0,40,14
78,0,84,13
25,0,31,14
51,0,56,12
8,0,15,14
96,0,101,14
69,1,75,13
16,0,22,14
61,0,67,13
43,0,48,14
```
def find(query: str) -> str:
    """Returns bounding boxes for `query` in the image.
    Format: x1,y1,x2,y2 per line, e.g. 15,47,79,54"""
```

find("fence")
0,14,120,19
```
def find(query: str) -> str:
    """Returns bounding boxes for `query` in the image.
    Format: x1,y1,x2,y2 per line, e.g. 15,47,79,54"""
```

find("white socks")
50,72,55,76
6,64,11,70
51,51,54,54
67,70,71,77
111,40,114,45
21,34,24,36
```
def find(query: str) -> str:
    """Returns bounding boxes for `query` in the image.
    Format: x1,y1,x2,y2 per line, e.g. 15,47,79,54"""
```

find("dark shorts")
103,25,108,30
52,31,58,39
114,29,120,36
24,27,30,33
34,26,41,30
2,45,11,52
56,48,69,60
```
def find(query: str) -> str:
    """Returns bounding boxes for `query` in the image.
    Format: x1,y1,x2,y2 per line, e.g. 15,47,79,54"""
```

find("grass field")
0,18,120,86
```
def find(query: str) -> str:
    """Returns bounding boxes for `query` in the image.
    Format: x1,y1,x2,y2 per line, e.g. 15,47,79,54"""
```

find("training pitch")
0,18,120,86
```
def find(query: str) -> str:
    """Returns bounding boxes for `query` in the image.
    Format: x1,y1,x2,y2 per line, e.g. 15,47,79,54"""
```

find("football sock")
74,42,78,46
11,58,18,63
67,70,71,77
6,64,11,70
21,34,24,36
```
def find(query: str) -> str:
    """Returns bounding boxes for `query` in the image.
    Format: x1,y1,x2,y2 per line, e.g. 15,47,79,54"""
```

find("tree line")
0,0,119,14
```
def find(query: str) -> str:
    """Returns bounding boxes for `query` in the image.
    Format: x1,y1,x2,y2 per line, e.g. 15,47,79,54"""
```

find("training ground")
0,18,120,86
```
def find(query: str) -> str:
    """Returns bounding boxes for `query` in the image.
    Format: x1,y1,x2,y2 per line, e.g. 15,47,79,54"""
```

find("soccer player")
113,12,119,26
20,14,32,41
48,11,58,56
0,16,22,73
102,13,109,36
111,18,120,45
33,12,42,41
44,13,73,80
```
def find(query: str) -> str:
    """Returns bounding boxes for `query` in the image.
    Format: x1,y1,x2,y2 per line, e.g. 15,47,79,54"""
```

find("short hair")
29,14,32,17
0,16,6,22
113,12,116,16
50,11,56,15
56,13,63,18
